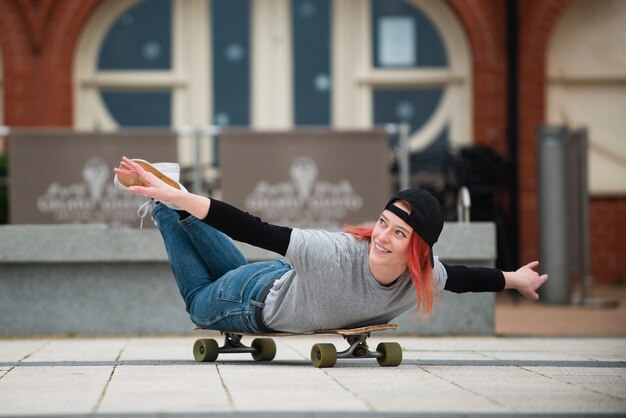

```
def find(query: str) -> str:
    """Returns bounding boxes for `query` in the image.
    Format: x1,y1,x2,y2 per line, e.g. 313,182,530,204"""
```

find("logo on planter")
244,156,363,229
36,157,146,227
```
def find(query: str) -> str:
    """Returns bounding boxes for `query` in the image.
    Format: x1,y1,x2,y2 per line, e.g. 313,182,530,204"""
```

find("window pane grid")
292,0,332,126
98,0,172,70
212,0,251,127
371,0,447,69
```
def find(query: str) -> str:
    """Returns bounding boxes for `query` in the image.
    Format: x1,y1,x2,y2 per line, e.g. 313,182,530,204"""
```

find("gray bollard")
537,126,571,304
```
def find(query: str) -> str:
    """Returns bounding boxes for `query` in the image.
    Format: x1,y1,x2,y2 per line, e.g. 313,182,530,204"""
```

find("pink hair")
343,224,435,316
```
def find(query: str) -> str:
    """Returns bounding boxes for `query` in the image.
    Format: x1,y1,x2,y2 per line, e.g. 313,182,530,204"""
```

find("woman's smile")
373,242,392,254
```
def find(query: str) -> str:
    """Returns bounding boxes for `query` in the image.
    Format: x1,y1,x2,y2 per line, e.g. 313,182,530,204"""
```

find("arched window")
547,0,626,195
75,0,470,177
75,0,251,166
333,0,471,182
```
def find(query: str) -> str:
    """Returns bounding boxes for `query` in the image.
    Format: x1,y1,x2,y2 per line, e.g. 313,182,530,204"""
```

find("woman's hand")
114,156,180,203
114,156,212,219
503,261,549,301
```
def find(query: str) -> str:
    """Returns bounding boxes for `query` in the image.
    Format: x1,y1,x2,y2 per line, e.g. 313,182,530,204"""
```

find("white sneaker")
114,159,182,189
114,158,187,211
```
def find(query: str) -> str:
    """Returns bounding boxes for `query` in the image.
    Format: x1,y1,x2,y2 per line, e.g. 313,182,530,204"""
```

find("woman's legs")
152,203,256,329
152,203,246,279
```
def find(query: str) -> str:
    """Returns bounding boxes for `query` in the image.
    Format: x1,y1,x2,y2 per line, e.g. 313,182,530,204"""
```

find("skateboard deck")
192,324,402,368
193,323,397,336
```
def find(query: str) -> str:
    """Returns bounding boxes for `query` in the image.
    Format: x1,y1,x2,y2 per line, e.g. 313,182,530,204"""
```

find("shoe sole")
116,159,182,190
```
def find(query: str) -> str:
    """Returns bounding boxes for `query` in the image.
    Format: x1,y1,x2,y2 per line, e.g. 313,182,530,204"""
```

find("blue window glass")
212,0,251,126
373,88,446,173
292,0,331,126
374,88,443,134
411,127,449,173
100,91,171,127
371,0,447,68
98,0,171,70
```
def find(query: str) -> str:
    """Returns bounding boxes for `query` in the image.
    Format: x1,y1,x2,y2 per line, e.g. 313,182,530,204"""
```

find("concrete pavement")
0,334,625,417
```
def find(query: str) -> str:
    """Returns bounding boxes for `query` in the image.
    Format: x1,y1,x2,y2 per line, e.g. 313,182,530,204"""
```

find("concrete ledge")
0,224,167,263
0,222,496,336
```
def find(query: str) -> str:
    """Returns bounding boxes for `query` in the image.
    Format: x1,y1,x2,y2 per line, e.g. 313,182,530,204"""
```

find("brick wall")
591,199,626,283
448,0,508,155
0,0,103,127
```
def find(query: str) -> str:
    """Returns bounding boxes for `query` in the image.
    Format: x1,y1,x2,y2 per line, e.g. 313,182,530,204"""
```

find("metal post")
202,125,221,165
570,128,617,308
577,128,591,302
537,126,571,304
566,128,582,287
202,125,221,196
0,126,9,154
398,123,410,191
193,128,203,195
457,186,471,222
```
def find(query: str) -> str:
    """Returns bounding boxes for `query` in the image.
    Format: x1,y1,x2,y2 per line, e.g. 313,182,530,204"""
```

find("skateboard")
192,324,401,368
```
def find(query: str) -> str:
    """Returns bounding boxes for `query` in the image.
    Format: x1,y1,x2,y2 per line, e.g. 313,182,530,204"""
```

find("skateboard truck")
337,333,382,359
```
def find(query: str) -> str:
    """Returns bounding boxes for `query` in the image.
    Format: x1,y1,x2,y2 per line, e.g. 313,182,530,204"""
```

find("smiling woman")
113,156,549,336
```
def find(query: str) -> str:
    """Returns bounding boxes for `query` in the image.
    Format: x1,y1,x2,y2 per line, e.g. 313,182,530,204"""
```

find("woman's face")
369,200,413,271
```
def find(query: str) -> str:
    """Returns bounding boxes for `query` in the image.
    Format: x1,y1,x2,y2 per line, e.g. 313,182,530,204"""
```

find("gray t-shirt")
262,228,448,333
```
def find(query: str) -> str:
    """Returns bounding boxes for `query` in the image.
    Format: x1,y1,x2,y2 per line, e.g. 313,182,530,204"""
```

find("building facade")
0,0,624,283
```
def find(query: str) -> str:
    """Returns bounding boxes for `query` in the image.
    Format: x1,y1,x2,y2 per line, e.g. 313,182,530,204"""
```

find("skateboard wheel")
251,338,276,361
376,342,402,367
193,338,219,362
311,343,337,368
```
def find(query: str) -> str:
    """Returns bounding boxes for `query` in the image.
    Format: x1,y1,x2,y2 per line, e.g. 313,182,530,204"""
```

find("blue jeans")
152,203,290,333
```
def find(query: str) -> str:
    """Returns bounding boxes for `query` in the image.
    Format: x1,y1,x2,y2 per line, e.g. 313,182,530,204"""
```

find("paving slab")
0,339,49,363
422,365,626,413
325,366,507,413
22,338,127,363
0,335,624,417
0,365,111,415
97,364,231,414
524,366,626,400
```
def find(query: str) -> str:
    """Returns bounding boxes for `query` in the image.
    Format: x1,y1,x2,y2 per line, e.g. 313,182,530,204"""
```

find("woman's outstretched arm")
114,156,292,255
443,260,548,301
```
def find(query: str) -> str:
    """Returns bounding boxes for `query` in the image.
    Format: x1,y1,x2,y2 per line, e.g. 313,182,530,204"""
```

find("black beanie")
384,189,444,266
